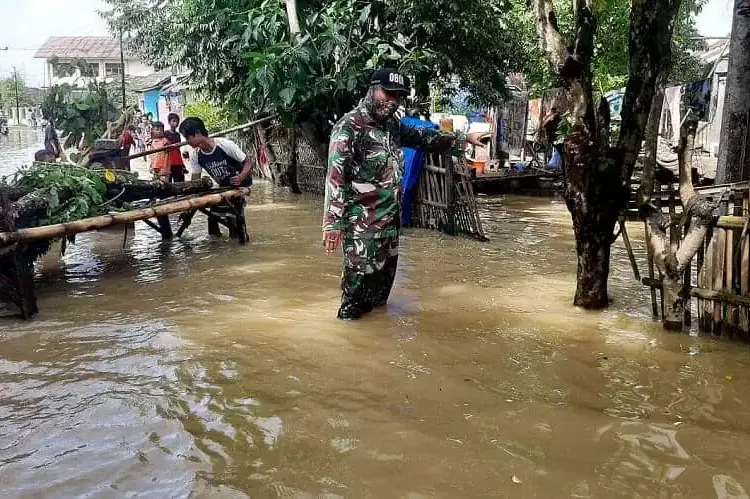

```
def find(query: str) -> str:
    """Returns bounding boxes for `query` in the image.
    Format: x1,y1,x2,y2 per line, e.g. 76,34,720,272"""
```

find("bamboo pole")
713,228,727,334
726,228,735,338
643,277,750,308
697,229,705,328
702,228,716,333
683,220,692,327
0,188,250,247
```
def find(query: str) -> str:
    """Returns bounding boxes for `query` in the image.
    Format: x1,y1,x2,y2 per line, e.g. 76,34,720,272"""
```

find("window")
82,63,99,77
105,63,123,77
53,63,73,78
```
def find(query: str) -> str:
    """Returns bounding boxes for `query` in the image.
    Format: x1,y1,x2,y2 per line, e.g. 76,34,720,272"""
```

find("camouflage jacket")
323,102,466,239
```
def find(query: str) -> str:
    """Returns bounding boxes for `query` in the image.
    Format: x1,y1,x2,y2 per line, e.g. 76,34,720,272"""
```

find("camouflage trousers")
339,236,399,319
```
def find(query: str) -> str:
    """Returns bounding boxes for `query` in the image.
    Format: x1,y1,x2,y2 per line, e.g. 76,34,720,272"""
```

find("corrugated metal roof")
34,36,133,60
697,39,730,64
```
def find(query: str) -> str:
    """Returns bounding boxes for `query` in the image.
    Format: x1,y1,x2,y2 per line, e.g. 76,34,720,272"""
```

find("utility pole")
119,27,126,110
13,66,19,125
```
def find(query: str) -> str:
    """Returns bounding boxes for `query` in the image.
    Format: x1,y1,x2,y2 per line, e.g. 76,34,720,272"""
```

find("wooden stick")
643,277,750,308
726,228,735,338
702,227,715,333
0,188,250,247
696,228,705,329
714,228,727,335
683,220,692,327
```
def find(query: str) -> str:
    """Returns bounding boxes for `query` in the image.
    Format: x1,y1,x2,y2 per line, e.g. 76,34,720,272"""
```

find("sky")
0,0,736,87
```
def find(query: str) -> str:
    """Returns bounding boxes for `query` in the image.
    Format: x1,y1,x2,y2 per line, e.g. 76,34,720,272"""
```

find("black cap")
370,68,411,95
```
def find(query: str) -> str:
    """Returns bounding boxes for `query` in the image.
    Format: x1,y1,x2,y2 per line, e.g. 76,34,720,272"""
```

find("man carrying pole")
323,68,483,320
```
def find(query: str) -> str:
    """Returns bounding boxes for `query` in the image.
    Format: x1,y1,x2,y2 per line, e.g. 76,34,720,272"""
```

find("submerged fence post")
444,154,456,236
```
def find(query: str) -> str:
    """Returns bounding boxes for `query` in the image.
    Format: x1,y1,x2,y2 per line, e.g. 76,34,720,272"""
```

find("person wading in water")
323,68,484,320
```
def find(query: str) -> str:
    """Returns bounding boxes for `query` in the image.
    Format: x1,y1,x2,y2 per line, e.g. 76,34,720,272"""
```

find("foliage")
10,164,108,225
520,0,708,94
0,72,36,108
100,0,521,145
183,101,239,132
41,83,119,149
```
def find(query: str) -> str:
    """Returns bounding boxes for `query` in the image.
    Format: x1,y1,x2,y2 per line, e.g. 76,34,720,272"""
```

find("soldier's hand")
323,230,344,254
467,132,486,148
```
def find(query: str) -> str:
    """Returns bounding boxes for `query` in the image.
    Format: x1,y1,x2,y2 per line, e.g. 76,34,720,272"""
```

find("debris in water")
725,375,734,382
512,475,522,484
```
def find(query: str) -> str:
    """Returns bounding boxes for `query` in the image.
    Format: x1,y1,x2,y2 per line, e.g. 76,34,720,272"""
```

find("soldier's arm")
323,120,353,233
398,122,468,156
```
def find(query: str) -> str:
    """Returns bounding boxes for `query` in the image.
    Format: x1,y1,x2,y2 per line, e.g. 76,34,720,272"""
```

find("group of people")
120,112,190,182
119,112,254,188
33,67,484,323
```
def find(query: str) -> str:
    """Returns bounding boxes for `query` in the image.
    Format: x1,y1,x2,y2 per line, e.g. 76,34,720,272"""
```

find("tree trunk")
255,125,276,181
529,0,682,310
0,188,73,229
716,1,750,183
285,0,301,36
287,127,302,194
108,177,214,203
641,86,665,200
573,229,612,308
564,125,622,309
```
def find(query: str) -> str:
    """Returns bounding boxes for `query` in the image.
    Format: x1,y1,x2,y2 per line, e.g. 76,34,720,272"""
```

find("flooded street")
2,132,750,497
0,127,44,178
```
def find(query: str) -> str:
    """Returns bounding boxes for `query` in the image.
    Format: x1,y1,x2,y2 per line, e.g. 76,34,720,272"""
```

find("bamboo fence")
638,180,750,339
411,153,487,240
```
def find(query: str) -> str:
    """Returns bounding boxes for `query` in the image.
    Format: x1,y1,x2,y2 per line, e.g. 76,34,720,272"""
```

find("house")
134,74,190,122
34,36,154,88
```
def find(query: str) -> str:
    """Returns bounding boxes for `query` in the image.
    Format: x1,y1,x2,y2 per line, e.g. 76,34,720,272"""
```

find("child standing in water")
149,122,170,181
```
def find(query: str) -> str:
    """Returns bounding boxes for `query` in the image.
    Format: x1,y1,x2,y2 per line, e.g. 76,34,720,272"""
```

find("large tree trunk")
716,1,750,183
530,0,683,310
564,126,621,308
573,227,612,308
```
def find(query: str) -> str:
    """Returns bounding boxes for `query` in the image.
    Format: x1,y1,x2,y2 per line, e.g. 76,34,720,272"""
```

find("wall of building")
142,89,160,120
43,58,155,87
124,60,154,77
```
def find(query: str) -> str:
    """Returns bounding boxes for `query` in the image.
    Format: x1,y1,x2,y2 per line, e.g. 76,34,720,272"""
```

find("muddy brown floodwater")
2,132,750,497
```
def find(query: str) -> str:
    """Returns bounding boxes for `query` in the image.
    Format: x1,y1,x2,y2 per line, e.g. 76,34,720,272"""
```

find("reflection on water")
0,127,43,178
1,132,750,495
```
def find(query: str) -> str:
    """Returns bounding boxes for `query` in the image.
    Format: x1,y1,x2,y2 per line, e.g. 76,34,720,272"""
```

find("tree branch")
572,0,596,66
617,0,683,183
678,113,697,205
530,0,568,73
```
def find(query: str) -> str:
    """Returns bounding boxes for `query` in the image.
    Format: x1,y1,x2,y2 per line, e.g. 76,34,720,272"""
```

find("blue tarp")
400,117,438,225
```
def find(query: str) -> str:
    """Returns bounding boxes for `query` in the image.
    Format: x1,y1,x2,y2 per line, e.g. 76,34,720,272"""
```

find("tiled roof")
34,36,132,60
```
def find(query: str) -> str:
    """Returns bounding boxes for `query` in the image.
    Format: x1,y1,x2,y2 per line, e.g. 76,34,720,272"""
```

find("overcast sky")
0,0,736,87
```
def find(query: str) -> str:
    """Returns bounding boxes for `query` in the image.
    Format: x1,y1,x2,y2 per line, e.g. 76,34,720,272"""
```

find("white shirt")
188,137,247,174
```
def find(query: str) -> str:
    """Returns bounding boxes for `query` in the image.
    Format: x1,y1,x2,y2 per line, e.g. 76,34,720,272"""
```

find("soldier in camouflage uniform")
323,68,481,320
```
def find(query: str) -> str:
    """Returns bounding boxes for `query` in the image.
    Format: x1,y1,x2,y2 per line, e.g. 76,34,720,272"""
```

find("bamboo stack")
411,153,486,240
